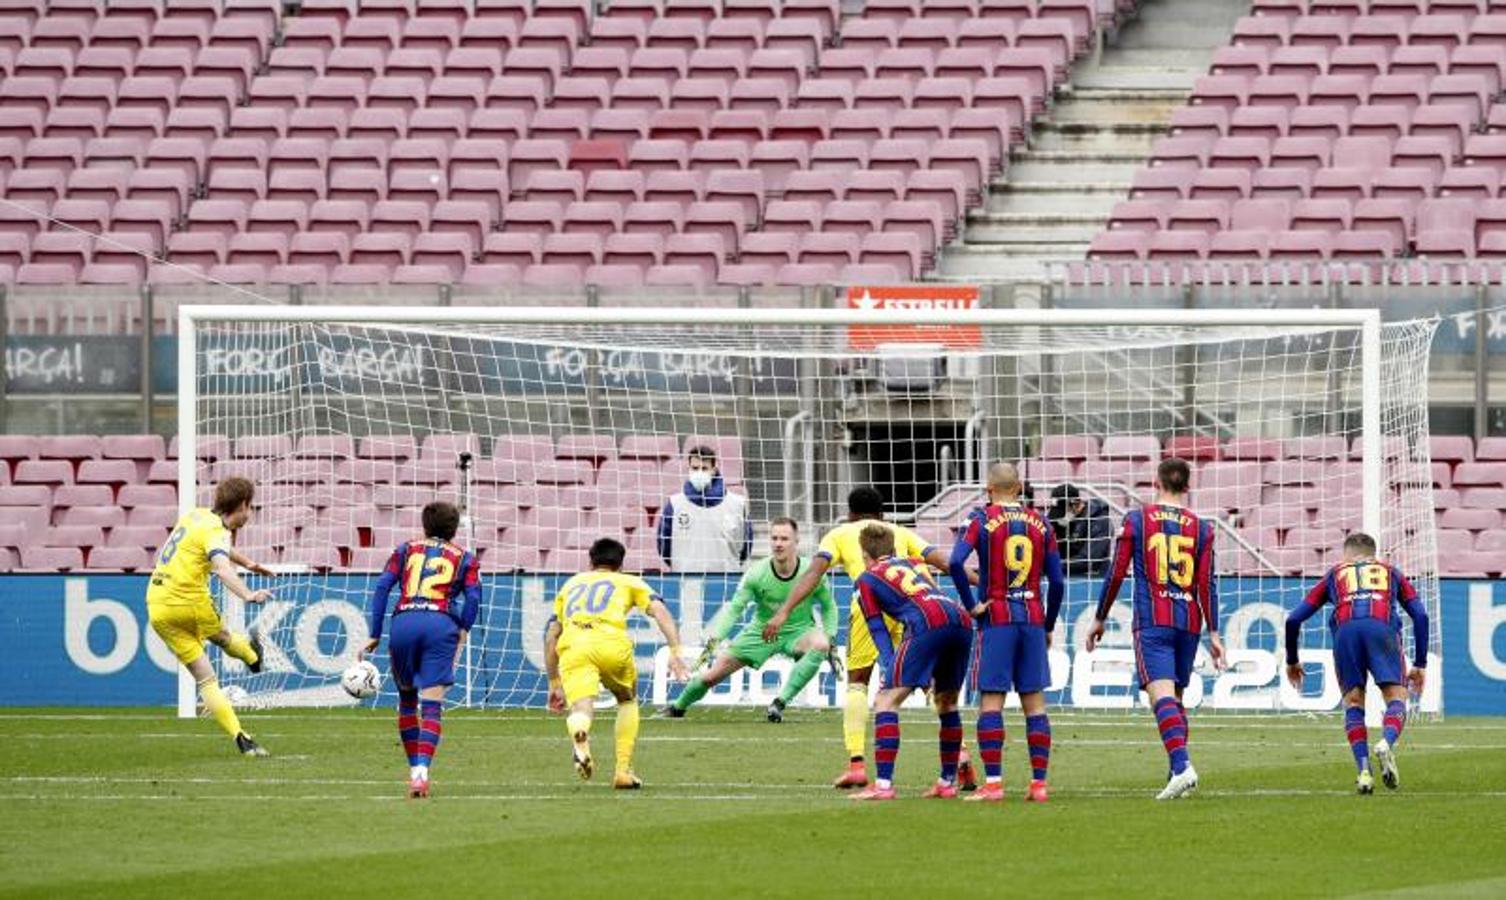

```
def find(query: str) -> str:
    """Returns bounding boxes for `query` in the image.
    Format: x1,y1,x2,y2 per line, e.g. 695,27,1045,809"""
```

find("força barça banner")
2,573,1502,715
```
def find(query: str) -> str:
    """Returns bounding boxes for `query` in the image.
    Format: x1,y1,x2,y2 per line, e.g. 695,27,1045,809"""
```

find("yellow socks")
615,700,640,774
221,633,259,668
566,711,592,740
844,683,869,760
199,678,244,739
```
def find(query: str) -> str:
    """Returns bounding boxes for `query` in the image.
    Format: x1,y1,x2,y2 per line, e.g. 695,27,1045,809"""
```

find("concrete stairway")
938,0,1252,282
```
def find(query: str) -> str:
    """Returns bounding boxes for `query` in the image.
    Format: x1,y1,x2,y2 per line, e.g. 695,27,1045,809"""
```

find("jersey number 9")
1147,532,1196,589
1005,535,1033,588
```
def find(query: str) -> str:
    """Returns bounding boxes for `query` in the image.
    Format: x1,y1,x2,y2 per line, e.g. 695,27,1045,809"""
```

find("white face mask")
688,470,713,491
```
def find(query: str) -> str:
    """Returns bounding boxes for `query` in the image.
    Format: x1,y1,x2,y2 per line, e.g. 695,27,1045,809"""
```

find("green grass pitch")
2,708,1505,899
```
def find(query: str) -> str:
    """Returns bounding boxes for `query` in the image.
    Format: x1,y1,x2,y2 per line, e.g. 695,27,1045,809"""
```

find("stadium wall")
3,573,1502,715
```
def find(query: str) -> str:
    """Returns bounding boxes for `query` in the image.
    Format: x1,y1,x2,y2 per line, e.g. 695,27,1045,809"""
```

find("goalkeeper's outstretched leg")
768,630,832,723
660,653,746,718
663,628,832,722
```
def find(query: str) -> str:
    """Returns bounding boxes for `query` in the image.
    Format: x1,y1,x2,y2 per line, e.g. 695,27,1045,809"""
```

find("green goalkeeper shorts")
727,626,814,669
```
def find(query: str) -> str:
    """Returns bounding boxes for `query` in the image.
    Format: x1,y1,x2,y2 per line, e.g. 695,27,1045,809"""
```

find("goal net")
179,306,1441,718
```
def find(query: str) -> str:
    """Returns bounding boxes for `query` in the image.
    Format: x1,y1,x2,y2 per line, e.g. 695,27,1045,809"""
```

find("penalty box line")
0,713,1494,730
3,788,1504,802
6,734,1505,751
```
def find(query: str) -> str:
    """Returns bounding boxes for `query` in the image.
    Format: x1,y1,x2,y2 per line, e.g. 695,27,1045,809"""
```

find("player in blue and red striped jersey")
361,501,482,800
1284,532,1428,794
1086,458,1227,801
850,524,975,802
949,462,1064,803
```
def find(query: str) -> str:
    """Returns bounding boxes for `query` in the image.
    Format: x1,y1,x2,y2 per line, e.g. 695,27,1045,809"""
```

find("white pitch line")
1,789,1503,802
1,713,1498,730
6,775,830,791
6,733,1505,751
0,793,781,803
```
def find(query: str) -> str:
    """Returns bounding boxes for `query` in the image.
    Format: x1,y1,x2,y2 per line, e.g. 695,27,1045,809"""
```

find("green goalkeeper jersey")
708,556,837,641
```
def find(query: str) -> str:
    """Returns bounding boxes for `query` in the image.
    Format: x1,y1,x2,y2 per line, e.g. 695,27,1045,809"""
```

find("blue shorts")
1333,618,1405,693
972,624,1050,695
889,623,973,692
388,611,461,690
1133,626,1200,689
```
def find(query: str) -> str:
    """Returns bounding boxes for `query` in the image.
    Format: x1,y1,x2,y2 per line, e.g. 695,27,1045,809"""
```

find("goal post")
176,303,1440,718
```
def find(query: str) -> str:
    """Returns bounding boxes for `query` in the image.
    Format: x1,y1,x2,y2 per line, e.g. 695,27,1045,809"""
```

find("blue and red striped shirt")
1095,503,1219,634
367,538,482,639
948,502,1065,629
857,556,968,670
1285,557,1429,667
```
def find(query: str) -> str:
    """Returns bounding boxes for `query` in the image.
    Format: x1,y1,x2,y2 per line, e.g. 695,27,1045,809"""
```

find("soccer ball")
340,660,382,699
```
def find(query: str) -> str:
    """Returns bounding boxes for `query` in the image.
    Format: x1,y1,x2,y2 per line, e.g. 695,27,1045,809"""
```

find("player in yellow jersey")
763,486,977,789
146,477,276,756
544,537,690,789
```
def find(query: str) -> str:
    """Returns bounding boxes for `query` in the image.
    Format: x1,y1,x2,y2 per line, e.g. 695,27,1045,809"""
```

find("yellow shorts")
847,598,903,672
558,633,637,705
147,598,223,666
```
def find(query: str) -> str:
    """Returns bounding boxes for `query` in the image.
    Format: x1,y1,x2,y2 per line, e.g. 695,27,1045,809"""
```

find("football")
340,660,382,699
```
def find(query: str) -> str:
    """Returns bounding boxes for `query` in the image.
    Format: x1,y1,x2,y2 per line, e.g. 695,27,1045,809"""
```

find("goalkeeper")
661,517,838,723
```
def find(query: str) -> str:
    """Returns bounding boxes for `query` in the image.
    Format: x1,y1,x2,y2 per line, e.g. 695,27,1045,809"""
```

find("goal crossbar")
175,304,1393,718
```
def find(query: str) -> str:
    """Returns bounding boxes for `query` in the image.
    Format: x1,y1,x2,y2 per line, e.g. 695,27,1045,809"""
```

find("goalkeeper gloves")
695,638,719,670
826,647,844,681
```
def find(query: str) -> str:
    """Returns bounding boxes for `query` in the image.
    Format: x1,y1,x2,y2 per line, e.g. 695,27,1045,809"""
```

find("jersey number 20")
564,581,616,617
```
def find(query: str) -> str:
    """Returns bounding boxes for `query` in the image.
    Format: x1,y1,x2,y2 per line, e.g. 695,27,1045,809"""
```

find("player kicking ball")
146,476,275,757
1087,458,1226,801
1285,532,1428,795
545,537,690,789
660,517,838,722
949,463,1065,803
849,525,975,801
361,501,481,799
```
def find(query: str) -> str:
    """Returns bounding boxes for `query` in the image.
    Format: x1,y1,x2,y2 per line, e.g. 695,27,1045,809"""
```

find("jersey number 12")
404,553,455,600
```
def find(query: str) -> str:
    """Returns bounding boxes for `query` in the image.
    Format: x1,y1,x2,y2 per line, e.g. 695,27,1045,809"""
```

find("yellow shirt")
552,570,659,638
817,519,936,581
147,508,231,606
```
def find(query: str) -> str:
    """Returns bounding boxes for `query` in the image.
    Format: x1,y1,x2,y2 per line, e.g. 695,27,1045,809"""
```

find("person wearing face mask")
656,445,752,572
1048,483,1113,577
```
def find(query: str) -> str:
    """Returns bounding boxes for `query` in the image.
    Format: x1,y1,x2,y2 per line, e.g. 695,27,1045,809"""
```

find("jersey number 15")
1147,532,1195,589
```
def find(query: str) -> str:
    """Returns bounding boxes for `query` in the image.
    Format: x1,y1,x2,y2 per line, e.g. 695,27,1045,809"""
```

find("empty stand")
0,0,1118,287
1093,2,1506,266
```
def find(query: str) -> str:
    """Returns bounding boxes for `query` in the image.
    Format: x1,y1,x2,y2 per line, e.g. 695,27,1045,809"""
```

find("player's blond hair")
859,523,896,561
